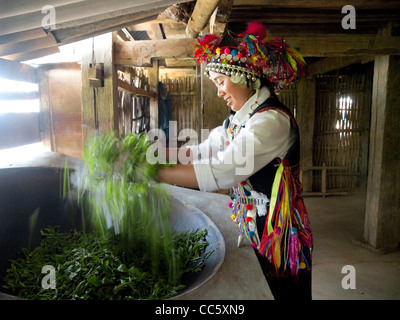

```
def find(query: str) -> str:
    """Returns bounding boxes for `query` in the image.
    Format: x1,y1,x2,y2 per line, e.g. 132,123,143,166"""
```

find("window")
0,78,39,113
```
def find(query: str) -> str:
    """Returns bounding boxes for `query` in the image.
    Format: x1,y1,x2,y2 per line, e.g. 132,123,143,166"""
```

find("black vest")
224,95,300,199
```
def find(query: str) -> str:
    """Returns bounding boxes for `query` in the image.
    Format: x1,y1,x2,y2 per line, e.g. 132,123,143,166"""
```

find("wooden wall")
37,63,83,159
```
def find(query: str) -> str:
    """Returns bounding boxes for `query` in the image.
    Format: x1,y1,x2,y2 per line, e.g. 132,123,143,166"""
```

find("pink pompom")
245,21,267,40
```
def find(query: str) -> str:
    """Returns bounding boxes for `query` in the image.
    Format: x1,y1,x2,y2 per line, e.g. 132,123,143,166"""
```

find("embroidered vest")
226,96,313,277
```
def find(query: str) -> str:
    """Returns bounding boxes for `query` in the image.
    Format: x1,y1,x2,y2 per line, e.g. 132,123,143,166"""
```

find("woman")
159,22,313,300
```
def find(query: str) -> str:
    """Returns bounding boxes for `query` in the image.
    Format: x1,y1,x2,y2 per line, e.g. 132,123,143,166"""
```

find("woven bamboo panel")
314,71,367,191
162,76,199,139
278,83,298,118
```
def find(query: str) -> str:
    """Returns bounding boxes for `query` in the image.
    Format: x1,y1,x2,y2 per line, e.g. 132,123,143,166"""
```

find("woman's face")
209,71,254,112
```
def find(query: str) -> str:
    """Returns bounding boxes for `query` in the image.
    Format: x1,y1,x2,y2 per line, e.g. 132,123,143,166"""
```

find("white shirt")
189,87,296,192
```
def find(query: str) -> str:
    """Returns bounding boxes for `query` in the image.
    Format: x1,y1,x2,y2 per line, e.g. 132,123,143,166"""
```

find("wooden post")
297,76,316,192
81,33,118,142
364,55,400,252
148,59,159,130
321,163,327,197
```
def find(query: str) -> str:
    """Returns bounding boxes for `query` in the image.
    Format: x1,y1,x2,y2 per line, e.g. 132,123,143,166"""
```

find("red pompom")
245,204,253,210
246,216,252,222
245,21,267,40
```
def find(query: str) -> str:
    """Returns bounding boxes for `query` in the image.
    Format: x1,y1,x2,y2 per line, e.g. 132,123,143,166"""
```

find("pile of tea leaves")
71,132,179,280
2,227,210,300
2,132,211,299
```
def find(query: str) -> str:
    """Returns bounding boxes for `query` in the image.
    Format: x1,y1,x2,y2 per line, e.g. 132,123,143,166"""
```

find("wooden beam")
1,46,60,62
307,55,375,76
114,38,197,67
0,0,187,37
0,28,47,45
117,79,156,99
0,0,84,19
232,0,400,10
148,59,159,130
210,0,234,37
0,58,37,82
0,33,57,57
186,0,222,38
53,11,162,46
288,35,400,57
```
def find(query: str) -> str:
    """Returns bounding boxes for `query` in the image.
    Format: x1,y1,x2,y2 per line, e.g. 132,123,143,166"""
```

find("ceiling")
0,0,399,65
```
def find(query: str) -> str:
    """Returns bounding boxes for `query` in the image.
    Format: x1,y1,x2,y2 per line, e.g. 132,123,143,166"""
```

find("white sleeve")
191,110,295,192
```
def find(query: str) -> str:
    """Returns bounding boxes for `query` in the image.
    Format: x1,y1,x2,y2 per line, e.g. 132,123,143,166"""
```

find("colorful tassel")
289,228,300,277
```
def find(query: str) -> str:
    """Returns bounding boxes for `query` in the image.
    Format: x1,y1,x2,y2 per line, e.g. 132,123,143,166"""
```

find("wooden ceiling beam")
307,55,375,77
186,0,222,38
52,10,162,45
0,0,84,19
232,0,400,10
291,35,400,57
1,46,60,62
0,0,191,37
0,33,57,57
114,38,196,67
210,0,234,37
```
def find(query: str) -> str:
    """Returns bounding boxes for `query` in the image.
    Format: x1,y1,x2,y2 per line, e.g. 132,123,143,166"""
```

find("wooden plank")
0,0,85,19
40,64,83,158
0,33,57,56
0,0,185,36
0,58,37,83
1,46,60,62
114,38,197,67
117,79,156,98
0,112,40,149
0,28,47,45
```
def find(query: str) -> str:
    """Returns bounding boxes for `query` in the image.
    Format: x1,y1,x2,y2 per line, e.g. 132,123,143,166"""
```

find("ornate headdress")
194,22,306,91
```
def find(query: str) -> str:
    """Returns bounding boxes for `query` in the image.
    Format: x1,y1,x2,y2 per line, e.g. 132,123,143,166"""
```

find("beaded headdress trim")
194,22,306,91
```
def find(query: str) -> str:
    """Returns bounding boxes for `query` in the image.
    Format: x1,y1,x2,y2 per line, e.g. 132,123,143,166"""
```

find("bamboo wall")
313,66,372,191
162,76,199,142
278,83,298,118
